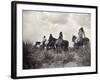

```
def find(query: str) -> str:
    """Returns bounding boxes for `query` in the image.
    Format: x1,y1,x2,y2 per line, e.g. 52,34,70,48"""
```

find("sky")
22,10,91,47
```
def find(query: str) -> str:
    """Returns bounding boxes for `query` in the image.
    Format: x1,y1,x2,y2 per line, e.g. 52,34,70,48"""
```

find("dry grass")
23,42,91,69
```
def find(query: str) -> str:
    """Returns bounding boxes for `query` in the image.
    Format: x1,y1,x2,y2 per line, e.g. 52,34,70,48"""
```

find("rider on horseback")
59,32,63,40
56,32,63,48
56,32,63,44
72,27,89,48
48,34,53,42
77,27,85,42
41,36,47,48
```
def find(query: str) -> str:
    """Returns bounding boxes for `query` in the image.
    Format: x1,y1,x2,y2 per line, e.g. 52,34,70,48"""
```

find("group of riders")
42,32,63,47
35,27,89,50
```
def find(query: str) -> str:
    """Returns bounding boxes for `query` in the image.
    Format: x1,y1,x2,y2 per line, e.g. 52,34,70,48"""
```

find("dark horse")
47,34,57,50
55,38,69,51
47,34,69,51
72,35,90,48
34,41,41,48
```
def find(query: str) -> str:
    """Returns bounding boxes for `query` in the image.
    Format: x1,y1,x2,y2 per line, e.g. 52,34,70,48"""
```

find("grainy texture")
23,42,91,69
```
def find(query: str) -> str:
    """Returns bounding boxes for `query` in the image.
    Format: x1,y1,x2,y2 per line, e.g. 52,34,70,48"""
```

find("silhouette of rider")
49,34,53,42
78,27,85,42
42,36,47,46
58,32,63,40
56,32,63,46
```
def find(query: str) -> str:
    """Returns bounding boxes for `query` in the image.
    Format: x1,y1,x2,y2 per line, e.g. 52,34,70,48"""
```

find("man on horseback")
47,34,57,50
55,32,63,52
48,34,53,42
77,27,85,42
72,27,89,48
41,36,47,49
56,32,63,45
59,32,63,40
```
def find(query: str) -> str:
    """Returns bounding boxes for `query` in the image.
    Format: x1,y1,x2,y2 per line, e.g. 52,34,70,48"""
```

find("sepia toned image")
22,10,91,69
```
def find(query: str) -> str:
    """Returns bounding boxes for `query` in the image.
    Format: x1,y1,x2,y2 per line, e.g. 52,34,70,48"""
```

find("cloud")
22,11,91,47
71,13,91,28
40,12,69,24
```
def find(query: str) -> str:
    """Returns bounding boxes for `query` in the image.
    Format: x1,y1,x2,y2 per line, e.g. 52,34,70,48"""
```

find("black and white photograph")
11,1,97,79
23,11,91,69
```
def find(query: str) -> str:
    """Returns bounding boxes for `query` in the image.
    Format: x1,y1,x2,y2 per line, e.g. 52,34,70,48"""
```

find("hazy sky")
22,10,91,47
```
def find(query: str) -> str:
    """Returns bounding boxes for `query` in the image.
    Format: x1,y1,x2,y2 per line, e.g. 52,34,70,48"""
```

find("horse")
34,41,48,50
34,41,41,48
72,35,90,48
46,36,57,50
55,38,69,52
47,34,69,51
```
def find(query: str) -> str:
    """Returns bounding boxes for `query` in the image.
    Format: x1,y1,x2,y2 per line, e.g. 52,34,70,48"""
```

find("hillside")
23,42,91,69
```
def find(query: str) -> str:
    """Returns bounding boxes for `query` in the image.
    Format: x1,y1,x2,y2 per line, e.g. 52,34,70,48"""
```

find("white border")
17,3,96,77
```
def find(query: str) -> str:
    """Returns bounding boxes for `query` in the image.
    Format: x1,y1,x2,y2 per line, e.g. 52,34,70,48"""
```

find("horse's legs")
55,44,59,53
57,45,62,53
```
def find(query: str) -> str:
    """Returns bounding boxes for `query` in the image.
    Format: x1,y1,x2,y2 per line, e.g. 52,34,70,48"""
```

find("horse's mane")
52,37,57,40
49,36,57,41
